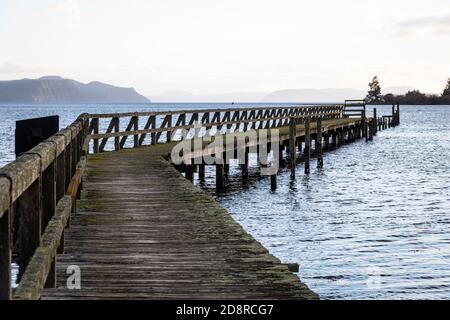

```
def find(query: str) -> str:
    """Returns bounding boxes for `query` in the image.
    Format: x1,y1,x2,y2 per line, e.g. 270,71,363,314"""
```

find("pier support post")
304,117,311,174
365,120,369,142
392,105,395,126
373,108,377,135
332,131,337,148
297,137,302,153
362,108,367,140
185,164,194,182
289,118,297,177
279,144,284,164
369,120,373,141
240,148,249,178
271,174,277,191
216,164,225,190
316,118,323,168
324,133,329,150
198,164,205,181
397,103,400,125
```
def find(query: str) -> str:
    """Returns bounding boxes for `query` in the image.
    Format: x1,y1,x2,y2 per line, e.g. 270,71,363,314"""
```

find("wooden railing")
0,104,356,300
83,105,346,154
0,114,88,300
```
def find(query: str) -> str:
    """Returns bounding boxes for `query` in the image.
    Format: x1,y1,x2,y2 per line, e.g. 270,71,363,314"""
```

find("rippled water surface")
1,104,449,299
200,105,450,299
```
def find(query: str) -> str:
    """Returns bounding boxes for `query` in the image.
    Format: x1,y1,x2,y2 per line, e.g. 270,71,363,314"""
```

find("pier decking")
42,147,317,299
0,103,400,300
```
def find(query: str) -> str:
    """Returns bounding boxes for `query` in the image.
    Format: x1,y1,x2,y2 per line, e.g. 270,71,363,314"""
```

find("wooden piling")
297,137,302,153
216,164,225,190
373,108,377,135
365,120,369,142
240,148,249,178
270,174,277,191
324,133,330,150
316,118,323,168
289,118,297,177
185,165,194,182
198,164,205,181
304,117,310,174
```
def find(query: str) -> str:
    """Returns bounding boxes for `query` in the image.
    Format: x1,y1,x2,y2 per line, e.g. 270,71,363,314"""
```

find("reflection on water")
199,105,450,299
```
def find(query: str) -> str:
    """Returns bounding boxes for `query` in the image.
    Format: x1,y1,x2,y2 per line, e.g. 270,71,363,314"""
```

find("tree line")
366,76,450,105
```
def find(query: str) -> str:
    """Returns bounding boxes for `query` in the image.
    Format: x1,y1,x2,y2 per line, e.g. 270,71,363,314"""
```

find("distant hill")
150,90,267,103
149,86,417,103
261,88,365,103
0,76,150,103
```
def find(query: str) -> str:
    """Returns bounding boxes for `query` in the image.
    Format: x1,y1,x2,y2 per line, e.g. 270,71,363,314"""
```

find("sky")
1,0,450,96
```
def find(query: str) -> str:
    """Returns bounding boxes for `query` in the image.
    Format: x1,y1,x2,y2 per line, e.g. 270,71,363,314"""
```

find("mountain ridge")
149,86,415,103
0,76,150,103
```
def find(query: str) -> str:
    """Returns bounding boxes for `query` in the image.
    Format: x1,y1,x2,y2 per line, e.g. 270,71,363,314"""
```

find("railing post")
93,118,99,153
0,207,12,300
304,117,310,174
133,116,139,148
289,117,296,177
114,117,120,151
167,115,173,142
55,147,66,254
41,161,56,233
316,118,323,168
17,177,42,280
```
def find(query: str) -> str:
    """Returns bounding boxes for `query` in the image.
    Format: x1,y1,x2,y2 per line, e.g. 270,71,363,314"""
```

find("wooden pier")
0,103,400,300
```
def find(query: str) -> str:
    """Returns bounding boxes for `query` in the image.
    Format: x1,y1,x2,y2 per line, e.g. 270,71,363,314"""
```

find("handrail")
82,105,347,154
0,114,89,300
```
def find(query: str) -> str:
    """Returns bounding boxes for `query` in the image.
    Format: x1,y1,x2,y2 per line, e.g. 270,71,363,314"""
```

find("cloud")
394,14,450,36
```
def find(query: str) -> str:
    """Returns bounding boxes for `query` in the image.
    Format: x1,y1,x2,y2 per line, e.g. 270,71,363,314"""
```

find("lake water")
1,103,449,299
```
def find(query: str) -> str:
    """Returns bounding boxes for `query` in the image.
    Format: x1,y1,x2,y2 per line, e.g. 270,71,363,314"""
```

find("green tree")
366,76,382,103
443,78,450,96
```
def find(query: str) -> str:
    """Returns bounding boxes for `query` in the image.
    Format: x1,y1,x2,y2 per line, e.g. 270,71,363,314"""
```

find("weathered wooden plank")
0,154,41,204
0,207,12,300
0,177,10,218
41,146,319,300
13,196,73,300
